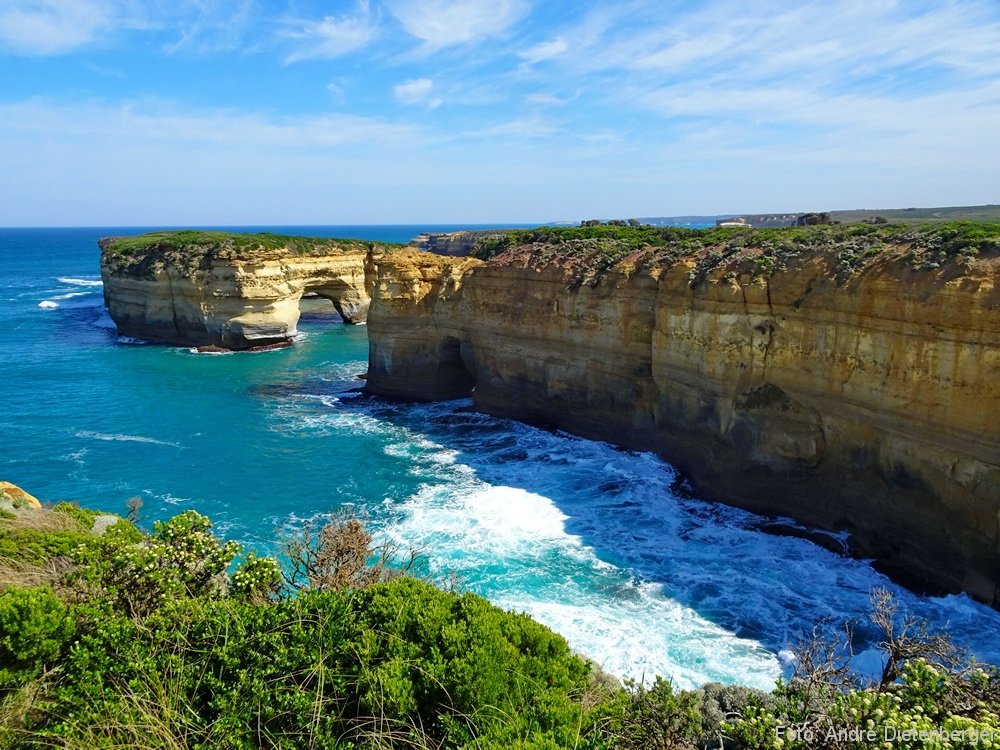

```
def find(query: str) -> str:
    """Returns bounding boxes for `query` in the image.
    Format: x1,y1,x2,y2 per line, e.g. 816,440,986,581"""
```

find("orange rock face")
365,241,1000,607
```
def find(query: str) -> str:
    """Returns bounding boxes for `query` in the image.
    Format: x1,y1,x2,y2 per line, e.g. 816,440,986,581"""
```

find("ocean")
2,225,998,691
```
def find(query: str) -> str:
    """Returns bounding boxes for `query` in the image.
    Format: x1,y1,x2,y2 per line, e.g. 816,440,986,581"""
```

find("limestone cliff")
365,224,1000,608
408,229,513,257
100,232,387,350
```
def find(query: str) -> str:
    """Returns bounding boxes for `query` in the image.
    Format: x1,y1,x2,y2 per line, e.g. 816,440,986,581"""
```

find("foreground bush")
20,579,591,748
0,508,610,748
1,504,998,748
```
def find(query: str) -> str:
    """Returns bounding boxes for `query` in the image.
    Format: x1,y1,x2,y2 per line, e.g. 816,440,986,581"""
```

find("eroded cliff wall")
365,228,1000,607
101,233,381,350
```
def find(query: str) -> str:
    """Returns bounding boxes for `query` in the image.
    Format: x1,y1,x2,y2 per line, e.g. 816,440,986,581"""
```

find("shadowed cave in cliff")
435,336,476,398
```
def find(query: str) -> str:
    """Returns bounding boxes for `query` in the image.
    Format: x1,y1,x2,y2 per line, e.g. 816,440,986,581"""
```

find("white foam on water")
76,430,182,448
260,375,1000,690
186,347,234,356
38,300,59,309
380,477,781,690
56,277,103,287
49,291,92,301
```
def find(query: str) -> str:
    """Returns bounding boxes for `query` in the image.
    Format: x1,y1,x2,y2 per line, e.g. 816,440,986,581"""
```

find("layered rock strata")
365,233,1000,608
100,233,384,350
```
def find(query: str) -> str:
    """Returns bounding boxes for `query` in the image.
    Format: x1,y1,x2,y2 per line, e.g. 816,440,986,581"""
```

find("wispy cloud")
0,97,424,149
518,37,567,64
393,77,442,108
159,0,259,56
0,0,118,55
280,1,376,63
524,92,572,107
387,0,528,51
1,0,999,223
464,116,559,139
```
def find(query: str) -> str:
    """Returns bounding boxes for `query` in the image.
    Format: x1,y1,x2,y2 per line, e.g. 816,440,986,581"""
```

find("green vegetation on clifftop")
472,222,1000,288
101,230,403,258
1,499,998,748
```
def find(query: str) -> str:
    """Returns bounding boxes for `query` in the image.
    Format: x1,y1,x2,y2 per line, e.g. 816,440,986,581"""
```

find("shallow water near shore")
2,226,999,691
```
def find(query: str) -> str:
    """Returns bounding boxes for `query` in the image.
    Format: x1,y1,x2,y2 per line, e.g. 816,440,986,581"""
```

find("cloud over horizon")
0,0,998,225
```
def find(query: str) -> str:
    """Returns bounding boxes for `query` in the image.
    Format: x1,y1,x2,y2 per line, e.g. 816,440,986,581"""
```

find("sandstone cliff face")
365,233,1000,607
100,234,380,350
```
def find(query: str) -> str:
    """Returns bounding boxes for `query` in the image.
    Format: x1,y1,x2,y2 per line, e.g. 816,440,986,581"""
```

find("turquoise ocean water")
2,226,998,691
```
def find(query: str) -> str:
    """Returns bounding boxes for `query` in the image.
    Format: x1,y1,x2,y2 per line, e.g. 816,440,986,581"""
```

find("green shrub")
20,578,599,748
72,509,240,618
0,528,97,564
229,552,282,601
50,502,100,530
0,587,75,691
585,676,703,749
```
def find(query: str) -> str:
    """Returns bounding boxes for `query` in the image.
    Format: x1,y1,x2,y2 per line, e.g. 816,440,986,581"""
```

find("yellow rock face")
0,481,42,509
365,243,1000,608
101,243,379,350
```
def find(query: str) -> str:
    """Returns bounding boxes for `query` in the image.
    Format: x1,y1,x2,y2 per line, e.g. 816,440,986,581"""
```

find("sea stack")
100,231,384,350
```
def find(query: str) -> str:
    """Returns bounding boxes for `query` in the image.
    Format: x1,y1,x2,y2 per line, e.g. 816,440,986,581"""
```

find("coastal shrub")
723,661,1000,749
0,586,75,691
343,577,593,747
229,551,282,601
19,578,598,749
72,509,239,617
0,527,96,564
280,512,423,592
50,502,100,530
6,503,1000,749
586,676,704,749
721,590,1000,749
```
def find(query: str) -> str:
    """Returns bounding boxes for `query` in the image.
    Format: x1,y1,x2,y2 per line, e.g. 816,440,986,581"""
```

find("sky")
0,0,998,226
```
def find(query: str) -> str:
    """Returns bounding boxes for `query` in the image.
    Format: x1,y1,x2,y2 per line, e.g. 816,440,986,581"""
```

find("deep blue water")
2,226,998,690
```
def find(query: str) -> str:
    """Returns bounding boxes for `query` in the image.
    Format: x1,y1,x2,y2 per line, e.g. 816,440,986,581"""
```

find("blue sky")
1,0,998,225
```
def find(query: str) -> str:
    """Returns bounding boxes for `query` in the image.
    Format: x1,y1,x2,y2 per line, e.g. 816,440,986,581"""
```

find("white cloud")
464,116,558,139
0,97,424,149
393,77,442,108
281,2,376,63
0,0,117,55
387,0,528,50
518,37,567,64
524,92,571,106
0,0,262,57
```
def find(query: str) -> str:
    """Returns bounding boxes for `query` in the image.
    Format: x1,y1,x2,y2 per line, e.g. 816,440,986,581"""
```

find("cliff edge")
364,223,1000,607
100,231,390,350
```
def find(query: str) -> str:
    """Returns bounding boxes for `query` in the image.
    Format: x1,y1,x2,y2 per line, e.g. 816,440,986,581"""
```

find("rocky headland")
100,224,1000,607
407,229,514,256
100,231,392,350
365,224,1000,608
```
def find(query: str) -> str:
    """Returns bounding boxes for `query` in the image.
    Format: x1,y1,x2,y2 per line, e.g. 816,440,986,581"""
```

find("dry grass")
0,556,75,593
0,508,87,534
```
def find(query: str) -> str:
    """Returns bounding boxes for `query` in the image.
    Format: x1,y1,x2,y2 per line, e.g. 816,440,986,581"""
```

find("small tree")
280,513,422,592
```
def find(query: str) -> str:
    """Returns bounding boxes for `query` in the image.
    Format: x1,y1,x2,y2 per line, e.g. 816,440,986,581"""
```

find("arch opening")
301,281,370,325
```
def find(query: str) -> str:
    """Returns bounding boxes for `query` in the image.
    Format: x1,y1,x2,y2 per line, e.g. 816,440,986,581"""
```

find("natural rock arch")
101,235,379,350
